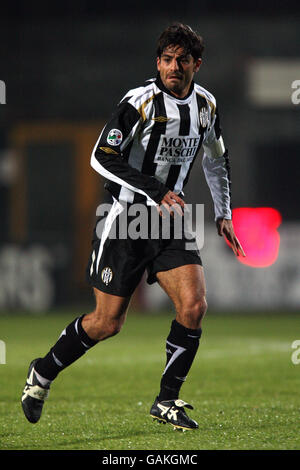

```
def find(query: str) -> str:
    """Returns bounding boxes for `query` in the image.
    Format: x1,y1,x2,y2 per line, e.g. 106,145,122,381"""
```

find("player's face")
157,45,202,98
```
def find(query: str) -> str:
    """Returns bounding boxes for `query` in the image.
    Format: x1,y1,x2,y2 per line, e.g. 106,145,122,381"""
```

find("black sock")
35,315,98,381
158,319,202,401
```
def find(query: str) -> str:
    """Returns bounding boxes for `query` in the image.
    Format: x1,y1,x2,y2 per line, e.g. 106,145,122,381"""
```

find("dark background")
0,1,299,310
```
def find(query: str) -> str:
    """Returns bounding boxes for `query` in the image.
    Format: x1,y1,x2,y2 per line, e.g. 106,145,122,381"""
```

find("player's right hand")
157,190,185,217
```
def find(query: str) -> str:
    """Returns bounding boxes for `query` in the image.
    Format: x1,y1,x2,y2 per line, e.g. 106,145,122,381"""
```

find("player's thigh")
93,286,131,319
156,264,207,328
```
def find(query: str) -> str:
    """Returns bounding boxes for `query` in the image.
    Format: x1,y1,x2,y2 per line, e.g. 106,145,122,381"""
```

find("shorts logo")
101,267,113,285
199,107,209,128
107,129,123,146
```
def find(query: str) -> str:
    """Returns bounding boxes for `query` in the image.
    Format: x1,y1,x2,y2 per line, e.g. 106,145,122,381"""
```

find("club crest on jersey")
107,129,123,146
101,267,113,285
199,107,209,128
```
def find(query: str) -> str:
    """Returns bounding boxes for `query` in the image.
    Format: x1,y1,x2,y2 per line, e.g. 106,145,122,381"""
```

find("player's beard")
165,74,190,97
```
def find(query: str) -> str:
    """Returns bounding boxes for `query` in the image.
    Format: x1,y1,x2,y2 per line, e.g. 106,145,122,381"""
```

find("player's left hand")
216,218,246,257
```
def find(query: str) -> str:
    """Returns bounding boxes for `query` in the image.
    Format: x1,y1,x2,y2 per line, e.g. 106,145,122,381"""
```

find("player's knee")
179,297,207,328
191,297,207,321
103,320,123,339
95,319,123,341
87,309,125,341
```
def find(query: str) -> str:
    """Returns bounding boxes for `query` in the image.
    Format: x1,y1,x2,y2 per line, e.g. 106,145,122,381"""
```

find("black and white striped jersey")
91,74,232,220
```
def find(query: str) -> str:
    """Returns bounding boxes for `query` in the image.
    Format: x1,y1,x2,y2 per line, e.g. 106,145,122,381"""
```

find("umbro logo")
152,116,170,122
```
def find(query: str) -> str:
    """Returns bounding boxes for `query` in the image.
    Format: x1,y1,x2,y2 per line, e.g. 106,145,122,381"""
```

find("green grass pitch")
0,310,300,450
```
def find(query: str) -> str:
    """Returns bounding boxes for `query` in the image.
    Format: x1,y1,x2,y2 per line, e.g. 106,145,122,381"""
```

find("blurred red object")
228,207,282,267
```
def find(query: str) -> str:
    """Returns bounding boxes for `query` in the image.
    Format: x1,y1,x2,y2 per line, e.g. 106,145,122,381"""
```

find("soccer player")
21,23,244,431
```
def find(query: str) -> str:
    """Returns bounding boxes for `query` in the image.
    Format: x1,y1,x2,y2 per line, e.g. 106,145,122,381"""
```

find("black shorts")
86,200,202,297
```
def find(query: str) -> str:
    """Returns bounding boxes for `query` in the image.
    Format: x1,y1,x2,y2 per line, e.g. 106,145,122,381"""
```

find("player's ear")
194,58,202,73
157,56,161,71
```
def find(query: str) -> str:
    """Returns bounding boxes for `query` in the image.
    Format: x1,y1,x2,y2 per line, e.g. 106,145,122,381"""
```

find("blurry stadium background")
0,1,300,314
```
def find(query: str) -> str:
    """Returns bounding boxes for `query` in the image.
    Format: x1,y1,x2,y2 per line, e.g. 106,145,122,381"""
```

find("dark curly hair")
156,23,204,60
